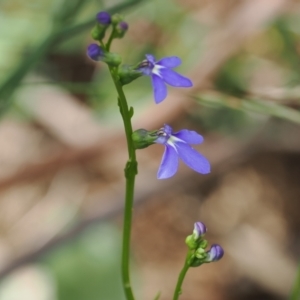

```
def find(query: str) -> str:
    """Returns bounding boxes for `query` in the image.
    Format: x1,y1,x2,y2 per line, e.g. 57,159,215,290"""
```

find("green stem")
106,27,116,52
108,66,137,300
173,252,192,300
290,262,300,300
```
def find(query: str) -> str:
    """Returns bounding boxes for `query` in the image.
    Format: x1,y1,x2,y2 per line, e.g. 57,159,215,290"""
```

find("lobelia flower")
154,124,210,179
137,54,193,104
205,244,224,262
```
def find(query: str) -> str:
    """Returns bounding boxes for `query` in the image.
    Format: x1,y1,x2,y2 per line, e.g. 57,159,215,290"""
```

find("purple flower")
193,222,207,239
87,44,104,61
96,11,111,25
154,124,210,179
205,244,224,262
138,54,193,104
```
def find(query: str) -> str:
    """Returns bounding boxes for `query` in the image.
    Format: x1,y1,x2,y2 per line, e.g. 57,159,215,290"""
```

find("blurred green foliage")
214,55,249,97
43,223,126,300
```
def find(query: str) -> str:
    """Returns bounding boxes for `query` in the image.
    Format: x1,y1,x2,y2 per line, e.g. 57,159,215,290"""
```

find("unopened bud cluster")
87,11,145,85
87,11,130,68
185,222,224,267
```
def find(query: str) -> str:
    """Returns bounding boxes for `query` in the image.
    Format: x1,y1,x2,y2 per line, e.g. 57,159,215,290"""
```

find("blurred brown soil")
0,0,299,299
132,152,300,300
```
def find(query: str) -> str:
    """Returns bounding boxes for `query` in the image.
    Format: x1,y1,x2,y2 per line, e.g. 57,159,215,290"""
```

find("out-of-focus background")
0,0,300,299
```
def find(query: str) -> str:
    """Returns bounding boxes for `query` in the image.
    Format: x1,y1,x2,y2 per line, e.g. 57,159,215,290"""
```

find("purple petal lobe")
157,145,178,179
163,124,173,135
151,74,167,104
173,130,204,144
175,142,210,174
155,136,167,145
146,54,156,64
159,68,193,87
157,56,181,68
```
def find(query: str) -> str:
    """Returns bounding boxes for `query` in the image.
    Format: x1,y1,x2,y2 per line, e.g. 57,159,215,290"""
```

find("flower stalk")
108,66,137,300
99,21,137,299
86,11,223,300
173,251,192,300
173,222,224,299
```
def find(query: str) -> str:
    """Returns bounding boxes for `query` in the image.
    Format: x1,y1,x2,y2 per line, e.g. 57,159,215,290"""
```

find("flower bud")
205,244,224,263
114,21,128,38
86,44,121,67
87,44,104,61
190,257,202,267
96,11,111,25
91,12,112,41
132,129,158,149
193,222,207,240
91,25,106,41
185,235,199,250
198,239,208,249
104,52,122,67
111,13,123,25
195,247,206,259
119,21,128,31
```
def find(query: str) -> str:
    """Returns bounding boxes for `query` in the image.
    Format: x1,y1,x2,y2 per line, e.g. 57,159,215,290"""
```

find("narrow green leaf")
196,91,300,124
153,291,161,300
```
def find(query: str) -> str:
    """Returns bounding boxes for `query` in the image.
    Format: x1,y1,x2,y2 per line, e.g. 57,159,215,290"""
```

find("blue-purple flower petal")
157,56,181,68
155,125,173,145
173,130,204,144
175,142,210,174
138,54,193,103
159,68,193,87
151,74,167,104
157,145,179,179
163,124,173,135
145,54,155,65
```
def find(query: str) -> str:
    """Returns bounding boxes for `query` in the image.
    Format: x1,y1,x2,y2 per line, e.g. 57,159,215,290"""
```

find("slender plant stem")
106,27,116,51
290,262,300,300
108,66,137,300
173,252,192,300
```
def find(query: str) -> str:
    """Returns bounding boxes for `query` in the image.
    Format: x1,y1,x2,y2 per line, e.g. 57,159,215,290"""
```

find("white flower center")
152,64,164,77
167,136,185,152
